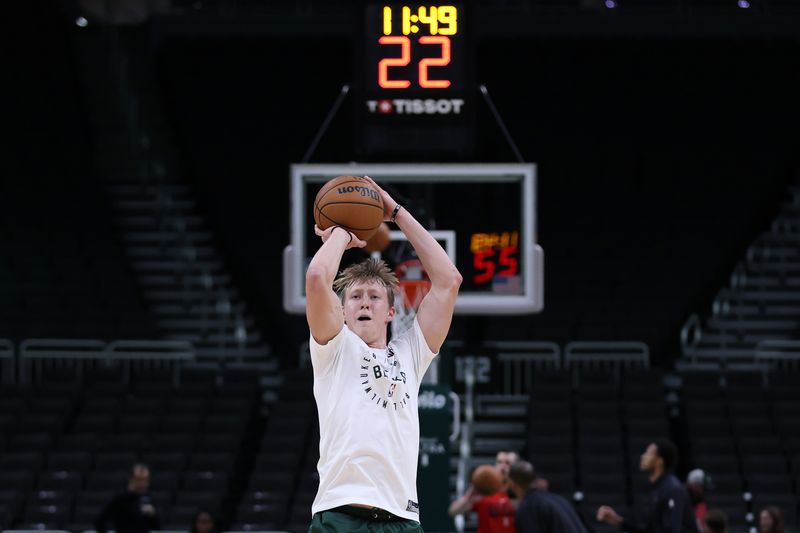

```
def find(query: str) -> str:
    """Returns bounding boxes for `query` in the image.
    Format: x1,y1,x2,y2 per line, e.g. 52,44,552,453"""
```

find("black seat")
17,413,63,435
57,433,98,453
204,414,247,433
86,470,128,490
174,491,222,514
22,502,70,526
149,471,181,492
146,433,194,452
183,470,228,492
6,433,53,454
47,451,92,471
159,414,203,434
189,452,235,472
142,451,187,472
0,451,44,472
98,433,145,453
94,451,139,471
38,470,83,490
73,414,115,433
117,415,159,434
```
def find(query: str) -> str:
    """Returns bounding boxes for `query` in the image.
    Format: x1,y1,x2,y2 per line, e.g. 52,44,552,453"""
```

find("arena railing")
755,339,800,372
485,341,561,396
680,313,703,363
564,341,650,384
0,338,13,385
18,338,195,386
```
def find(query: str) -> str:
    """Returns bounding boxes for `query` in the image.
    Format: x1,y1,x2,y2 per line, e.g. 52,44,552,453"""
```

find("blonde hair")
334,258,398,307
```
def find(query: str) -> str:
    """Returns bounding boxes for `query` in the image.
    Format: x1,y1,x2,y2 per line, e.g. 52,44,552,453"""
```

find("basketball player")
306,176,462,532
449,450,520,533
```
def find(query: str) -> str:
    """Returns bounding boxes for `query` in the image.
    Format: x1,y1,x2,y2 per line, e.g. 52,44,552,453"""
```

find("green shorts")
310,506,425,533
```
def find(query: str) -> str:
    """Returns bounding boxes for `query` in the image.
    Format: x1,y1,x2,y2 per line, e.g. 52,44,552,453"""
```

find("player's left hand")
314,225,366,249
362,175,398,222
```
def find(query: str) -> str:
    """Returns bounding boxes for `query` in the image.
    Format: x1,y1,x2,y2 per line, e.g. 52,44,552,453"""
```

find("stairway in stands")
108,181,273,364
682,178,800,363
69,26,276,372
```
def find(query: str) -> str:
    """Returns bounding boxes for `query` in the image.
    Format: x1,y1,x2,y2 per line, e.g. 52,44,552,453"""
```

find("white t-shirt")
309,318,438,521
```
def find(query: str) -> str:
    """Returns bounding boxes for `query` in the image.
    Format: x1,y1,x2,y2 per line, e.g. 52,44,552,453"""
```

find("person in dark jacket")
94,463,161,533
509,460,590,533
596,440,699,533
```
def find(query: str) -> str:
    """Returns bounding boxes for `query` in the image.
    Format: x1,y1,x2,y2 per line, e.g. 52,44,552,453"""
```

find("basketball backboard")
283,163,543,315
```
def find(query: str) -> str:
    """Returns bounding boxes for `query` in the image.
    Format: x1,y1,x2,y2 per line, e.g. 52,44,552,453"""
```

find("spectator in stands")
758,506,785,533
686,469,712,530
704,509,728,533
305,177,461,532
448,450,520,532
596,440,699,533
190,509,218,533
94,463,161,533
508,460,590,533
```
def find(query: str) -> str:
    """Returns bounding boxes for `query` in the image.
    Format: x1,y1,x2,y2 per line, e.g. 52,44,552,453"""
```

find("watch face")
357,3,474,157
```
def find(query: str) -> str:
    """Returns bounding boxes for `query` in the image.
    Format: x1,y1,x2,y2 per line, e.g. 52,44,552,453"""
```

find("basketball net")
392,259,430,339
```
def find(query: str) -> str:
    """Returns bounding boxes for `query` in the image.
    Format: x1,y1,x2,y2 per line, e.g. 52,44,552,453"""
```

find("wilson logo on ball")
336,186,380,201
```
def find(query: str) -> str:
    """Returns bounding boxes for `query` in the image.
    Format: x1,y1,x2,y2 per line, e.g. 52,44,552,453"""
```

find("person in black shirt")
95,463,161,533
596,440,698,533
509,460,590,533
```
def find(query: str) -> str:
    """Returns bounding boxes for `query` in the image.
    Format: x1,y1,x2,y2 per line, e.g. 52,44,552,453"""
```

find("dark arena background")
3,0,800,531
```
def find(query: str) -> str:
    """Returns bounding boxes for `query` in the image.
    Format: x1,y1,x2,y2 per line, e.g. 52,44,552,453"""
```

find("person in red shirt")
449,451,520,533
686,469,712,532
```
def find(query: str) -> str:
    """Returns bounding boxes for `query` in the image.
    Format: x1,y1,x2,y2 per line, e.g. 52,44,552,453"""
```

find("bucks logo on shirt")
360,346,410,410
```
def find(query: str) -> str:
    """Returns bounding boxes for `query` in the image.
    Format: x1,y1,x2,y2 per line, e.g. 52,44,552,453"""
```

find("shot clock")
356,3,475,158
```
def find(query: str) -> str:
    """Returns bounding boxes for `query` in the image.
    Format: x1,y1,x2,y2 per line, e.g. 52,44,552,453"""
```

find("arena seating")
682,370,800,529
520,368,669,532
233,368,314,532
0,180,156,343
0,366,259,531
683,182,800,363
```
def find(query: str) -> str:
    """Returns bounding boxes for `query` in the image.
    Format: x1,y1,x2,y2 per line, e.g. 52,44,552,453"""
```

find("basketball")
314,175,384,241
364,222,391,253
471,464,503,496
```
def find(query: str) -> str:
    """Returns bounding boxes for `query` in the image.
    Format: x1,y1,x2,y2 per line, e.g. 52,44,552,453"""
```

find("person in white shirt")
305,176,462,532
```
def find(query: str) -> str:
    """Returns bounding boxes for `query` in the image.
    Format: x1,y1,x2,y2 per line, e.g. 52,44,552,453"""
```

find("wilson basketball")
471,464,504,496
314,175,384,241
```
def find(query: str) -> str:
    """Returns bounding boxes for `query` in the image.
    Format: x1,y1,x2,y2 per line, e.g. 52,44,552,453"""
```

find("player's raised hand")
314,225,366,249
362,176,399,222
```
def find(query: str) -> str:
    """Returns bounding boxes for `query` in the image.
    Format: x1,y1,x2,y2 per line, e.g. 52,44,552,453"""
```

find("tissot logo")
366,99,465,115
